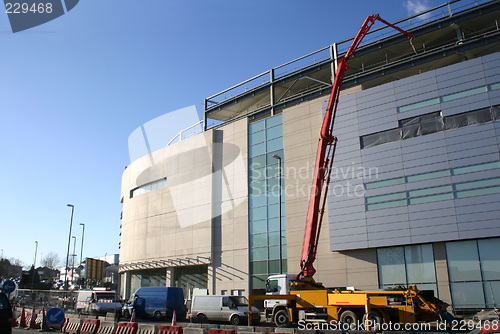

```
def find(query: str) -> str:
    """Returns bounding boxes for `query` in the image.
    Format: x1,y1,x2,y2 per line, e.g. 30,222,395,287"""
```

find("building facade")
120,0,500,312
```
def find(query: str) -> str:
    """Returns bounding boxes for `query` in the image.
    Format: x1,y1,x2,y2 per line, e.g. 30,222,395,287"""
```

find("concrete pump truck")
248,15,454,328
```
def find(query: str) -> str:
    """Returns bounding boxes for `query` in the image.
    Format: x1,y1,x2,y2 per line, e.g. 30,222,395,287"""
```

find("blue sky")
0,0,446,269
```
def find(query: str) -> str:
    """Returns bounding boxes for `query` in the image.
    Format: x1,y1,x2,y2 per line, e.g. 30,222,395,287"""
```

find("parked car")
190,295,260,325
0,292,14,334
76,289,122,315
122,287,185,320
468,321,499,334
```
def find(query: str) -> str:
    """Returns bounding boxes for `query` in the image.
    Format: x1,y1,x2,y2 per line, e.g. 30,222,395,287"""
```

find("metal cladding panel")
328,51,500,252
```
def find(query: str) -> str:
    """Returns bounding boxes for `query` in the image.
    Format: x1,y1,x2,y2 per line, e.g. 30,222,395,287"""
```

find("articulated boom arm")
299,15,414,280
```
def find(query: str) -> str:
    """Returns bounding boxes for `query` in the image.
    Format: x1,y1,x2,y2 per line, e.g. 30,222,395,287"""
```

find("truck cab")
264,274,295,322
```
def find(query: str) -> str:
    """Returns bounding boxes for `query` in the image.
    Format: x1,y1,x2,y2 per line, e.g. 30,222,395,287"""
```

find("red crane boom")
299,15,414,280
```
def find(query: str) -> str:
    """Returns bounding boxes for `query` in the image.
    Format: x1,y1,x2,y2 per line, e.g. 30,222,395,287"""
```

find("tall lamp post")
272,154,283,274
31,241,38,290
71,236,77,284
65,204,74,292
79,223,85,267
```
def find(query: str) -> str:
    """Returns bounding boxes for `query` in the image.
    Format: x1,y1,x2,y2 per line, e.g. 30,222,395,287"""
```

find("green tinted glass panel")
249,180,265,195
249,193,267,208
267,204,280,218
267,137,283,152
441,86,487,102
266,125,283,140
251,261,268,275
266,115,282,128
249,121,265,134
454,178,500,191
408,185,452,198
452,161,500,175
251,233,268,247
249,206,267,221
250,220,267,234
455,186,500,198
489,82,500,91
250,155,266,169
250,247,268,261
251,275,267,289
366,192,406,204
249,167,266,182
408,192,454,204
268,231,281,246
249,142,266,157
366,200,407,211
268,245,280,260
268,218,281,232
365,177,404,189
406,170,450,182
398,97,439,113
249,130,266,145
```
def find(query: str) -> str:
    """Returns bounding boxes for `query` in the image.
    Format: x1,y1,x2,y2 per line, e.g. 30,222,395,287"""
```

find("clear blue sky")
0,0,446,269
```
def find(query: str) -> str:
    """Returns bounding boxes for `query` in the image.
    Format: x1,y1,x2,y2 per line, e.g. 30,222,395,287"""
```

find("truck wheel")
123,310,130,319
230,315,241,325
274,309,291,327
340,310,358,325
153,311,162,320
362,310,382,327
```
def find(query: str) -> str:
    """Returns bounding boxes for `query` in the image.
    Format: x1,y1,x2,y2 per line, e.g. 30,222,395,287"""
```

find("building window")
364,161,500,210
361,104,500,149
446,238,500,310
248,114,287,292
130,178,167,198
377,244,437,294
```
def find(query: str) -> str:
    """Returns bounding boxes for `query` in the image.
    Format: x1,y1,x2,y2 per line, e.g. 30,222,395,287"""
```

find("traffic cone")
18,306,27,327
171,310,177,326
29,306,37,329
40,307,48,331
130,308,136,322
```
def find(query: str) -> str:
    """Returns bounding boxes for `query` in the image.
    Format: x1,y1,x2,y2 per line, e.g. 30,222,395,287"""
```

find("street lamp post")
272,154,283,274
79,223,85,267
71,236,77,284
31,241,38,290
65,204,74,292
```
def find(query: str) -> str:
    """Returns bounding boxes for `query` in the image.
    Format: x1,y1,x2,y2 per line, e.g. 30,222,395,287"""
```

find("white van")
76,290,122,315
190,295,260,325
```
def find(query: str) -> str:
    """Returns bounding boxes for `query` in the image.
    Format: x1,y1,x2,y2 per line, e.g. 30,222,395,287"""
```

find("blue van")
122,287,185,320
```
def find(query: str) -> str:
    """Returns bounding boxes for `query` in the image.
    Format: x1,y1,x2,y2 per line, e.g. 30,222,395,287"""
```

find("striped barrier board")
137,323,157,334
116,321,139,334
64,317,83,334
81,318,101,334
208,330,236,334
96,320,117,334
158,325,183,334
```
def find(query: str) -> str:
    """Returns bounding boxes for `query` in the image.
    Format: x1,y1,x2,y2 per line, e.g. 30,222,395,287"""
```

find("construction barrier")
81,318,101,334
208,330,236,334
64,317,83,334
96,320,118,334
159,325,183,334
137,323,157,334
61,318,70,332
116,321,139,334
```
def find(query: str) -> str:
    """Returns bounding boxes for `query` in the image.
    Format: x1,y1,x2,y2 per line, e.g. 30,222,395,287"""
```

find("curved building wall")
120,119,250,298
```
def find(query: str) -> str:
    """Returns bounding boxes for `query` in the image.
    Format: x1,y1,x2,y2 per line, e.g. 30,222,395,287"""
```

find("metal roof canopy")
204,0,500,129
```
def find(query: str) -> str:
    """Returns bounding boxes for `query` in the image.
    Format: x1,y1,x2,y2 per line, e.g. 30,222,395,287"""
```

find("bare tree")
40,252,61,270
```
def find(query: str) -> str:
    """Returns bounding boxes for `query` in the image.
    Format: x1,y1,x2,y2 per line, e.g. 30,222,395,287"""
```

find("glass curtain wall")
378,244,437,293
446,238,500,309
248,114,287,292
